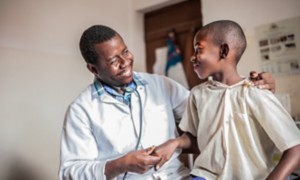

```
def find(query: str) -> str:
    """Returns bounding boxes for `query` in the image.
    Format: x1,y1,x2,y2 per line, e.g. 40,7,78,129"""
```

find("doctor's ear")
219,44,229,59
87,63,99,76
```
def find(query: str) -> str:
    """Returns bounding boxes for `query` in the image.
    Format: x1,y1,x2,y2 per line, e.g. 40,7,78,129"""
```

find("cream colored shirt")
179,79,300,180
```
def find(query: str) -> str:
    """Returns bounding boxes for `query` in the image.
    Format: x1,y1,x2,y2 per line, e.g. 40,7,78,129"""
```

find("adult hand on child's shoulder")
249,71,275,93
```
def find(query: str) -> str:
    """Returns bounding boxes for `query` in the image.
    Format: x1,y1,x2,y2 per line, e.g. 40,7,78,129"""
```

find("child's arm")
267,144,300,180
151,132,198,170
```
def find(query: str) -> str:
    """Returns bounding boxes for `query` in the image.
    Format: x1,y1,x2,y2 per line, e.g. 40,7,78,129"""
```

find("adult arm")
59,104,161,180
161,75,190,122
250,71,275,93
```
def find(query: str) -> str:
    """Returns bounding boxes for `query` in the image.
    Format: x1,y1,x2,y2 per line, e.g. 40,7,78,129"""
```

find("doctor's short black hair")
79,25,119,64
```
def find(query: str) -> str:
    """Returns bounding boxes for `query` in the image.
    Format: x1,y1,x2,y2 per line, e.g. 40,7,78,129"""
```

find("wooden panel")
145,0,202,33
144,0,204,89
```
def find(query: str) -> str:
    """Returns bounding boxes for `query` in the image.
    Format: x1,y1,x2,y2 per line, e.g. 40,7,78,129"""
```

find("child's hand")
150,139,179,170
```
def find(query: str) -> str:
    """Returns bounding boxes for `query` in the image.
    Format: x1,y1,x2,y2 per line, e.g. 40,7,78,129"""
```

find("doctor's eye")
109,58,120,67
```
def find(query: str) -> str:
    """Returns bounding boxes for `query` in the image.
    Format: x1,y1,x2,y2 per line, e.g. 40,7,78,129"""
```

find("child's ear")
219,44,229,59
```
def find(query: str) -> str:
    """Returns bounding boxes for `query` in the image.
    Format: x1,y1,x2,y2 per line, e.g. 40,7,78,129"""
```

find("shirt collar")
207,77,252,89
102,81,134,96
92,72,147,98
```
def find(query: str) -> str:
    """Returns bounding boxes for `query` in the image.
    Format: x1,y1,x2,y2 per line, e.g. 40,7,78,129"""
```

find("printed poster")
255,16,300,76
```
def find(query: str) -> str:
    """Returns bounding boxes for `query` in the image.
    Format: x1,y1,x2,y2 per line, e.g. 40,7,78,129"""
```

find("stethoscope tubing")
94,81,144,179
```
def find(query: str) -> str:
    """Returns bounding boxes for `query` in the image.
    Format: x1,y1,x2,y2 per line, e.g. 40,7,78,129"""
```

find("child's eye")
122,49,130,57
123,49,129,56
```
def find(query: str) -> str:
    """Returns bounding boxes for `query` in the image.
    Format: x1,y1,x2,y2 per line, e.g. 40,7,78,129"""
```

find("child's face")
192,34,221,79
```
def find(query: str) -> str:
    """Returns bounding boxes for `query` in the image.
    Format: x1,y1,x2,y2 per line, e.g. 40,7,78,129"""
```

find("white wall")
202,0,300,117
0,0,145,179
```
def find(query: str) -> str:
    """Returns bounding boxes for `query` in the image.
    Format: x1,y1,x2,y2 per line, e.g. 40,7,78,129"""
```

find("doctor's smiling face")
87,34,134,87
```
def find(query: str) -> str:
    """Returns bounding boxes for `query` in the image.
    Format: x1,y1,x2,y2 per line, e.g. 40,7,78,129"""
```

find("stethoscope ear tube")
133,90,143,150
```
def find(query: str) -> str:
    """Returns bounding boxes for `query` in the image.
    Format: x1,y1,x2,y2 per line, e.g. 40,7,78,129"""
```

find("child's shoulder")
242,79,272,94
241,78,277,103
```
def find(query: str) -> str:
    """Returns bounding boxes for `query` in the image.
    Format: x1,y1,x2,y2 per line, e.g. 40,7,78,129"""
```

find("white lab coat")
59,72,190,180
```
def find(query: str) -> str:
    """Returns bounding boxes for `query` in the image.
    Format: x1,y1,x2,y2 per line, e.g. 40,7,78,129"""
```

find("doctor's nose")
119,56,132,68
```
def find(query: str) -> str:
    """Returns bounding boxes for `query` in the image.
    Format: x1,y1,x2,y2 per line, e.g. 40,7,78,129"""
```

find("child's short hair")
197,20,247,62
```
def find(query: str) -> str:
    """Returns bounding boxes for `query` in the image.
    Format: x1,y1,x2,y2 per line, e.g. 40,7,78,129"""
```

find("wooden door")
144,0,204,89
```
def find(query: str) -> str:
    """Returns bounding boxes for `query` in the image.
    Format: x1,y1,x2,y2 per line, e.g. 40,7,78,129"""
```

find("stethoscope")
122,86,143,150
93,81,143,179
122,87,143,180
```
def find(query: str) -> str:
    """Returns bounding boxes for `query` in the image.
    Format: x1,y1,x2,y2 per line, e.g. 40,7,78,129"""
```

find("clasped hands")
121,141,178,174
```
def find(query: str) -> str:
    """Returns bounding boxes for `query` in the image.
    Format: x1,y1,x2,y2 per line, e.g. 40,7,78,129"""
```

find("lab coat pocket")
143,104,171,146
94,114,137,154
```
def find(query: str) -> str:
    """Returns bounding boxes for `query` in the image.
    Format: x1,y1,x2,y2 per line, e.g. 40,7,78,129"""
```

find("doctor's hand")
151,139,179,171
249,71,275,93
122,146,162,174
105,146,161,179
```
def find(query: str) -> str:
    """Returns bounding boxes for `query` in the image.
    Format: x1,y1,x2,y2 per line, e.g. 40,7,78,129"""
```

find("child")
154,20,300,180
